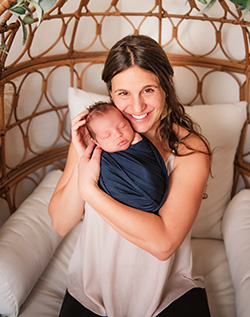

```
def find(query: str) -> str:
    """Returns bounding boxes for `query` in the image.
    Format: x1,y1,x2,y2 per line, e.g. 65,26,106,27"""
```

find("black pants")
59,288,211,317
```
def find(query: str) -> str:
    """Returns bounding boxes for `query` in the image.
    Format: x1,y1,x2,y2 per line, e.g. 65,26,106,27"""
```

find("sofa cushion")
192,238,236,317
222,189,250,317
68,87,110,120
185,102,247,238
0,170,63,317
19,223,81,317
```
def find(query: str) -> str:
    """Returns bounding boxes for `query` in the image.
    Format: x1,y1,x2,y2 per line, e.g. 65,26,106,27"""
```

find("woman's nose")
131,95,146,113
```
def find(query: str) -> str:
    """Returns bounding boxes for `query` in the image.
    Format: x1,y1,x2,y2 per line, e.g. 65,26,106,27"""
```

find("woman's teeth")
131,113,148,119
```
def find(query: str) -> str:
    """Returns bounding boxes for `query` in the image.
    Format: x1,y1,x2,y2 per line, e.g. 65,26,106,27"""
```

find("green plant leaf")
241,0,250,18
0,42,8,49
197,0,208,4
9,6,26,15
229,0,247,6
230,0,250,18
23,5,33,15
23,15,34,24
0,41,9,54
39,0,57,11
17,17,28,45
200,0,216,13
30,1,44,26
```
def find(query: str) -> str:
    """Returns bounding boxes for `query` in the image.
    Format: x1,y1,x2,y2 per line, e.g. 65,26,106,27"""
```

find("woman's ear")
161,103,168,120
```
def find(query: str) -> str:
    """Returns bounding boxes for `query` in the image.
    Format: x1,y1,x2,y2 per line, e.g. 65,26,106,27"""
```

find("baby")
85,102,169,214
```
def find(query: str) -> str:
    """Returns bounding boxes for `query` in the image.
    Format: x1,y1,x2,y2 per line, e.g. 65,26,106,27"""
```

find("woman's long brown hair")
102,34,212,157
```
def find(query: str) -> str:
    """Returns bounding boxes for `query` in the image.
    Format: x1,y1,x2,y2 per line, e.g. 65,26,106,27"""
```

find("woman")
49,35,211,317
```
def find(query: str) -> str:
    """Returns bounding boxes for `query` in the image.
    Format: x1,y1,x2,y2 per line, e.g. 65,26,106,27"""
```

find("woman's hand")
78,141,102,201
71,109,91,157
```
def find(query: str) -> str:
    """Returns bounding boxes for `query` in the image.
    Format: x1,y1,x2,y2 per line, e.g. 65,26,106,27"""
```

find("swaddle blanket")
99,136,169,214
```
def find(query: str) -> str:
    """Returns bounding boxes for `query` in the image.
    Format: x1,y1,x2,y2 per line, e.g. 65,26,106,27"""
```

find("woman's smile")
131,113,149,120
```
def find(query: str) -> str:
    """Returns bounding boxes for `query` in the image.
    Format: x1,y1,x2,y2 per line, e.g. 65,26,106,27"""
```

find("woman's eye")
118,91,128,96
144,88,154,93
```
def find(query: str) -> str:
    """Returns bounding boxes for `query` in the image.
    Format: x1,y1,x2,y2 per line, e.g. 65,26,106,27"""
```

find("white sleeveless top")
67,154,204,316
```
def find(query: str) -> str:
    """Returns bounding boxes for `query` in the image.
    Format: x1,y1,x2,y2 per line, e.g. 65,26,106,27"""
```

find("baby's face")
89,107,135,152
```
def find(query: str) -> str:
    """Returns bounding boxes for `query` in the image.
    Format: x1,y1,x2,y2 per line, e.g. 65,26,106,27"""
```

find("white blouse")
67,154,204,316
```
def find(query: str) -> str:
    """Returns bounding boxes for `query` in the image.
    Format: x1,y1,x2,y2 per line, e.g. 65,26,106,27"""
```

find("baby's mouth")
118,139,128,147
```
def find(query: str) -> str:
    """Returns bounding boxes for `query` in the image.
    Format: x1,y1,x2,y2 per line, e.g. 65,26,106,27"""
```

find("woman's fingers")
78,143,102,200
91,145,102,162
83,142,102,164
84,140,96,158
71,109,91,156
72,109,89,124
71,110,89,133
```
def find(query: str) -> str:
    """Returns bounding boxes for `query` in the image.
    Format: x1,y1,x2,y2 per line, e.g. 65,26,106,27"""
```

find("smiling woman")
49,34,212,317
0,1,250,316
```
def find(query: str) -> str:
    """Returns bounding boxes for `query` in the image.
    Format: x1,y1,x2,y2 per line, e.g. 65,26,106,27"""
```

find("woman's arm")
48,143,84,236
49,111,90,236
78,136,210,261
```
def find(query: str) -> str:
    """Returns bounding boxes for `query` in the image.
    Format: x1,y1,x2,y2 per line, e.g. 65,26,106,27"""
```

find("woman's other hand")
71,109,91,157
78,141,102,201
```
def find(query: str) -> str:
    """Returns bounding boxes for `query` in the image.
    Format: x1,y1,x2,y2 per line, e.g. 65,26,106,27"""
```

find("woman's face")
110,66,166,136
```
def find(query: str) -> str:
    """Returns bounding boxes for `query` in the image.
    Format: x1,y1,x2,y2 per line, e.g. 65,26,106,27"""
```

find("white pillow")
68,87,110,120
0,170,63,317
68,88,247,238
185,102,247,238
222,189,250,317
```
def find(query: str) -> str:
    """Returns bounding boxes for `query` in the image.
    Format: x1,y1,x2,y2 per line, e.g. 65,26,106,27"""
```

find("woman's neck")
143,128,169,161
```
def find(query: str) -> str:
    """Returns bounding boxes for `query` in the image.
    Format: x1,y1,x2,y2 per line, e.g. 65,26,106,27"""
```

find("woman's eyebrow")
114,84,159,93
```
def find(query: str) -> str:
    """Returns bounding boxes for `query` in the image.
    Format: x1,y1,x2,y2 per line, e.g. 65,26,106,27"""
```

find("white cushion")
19,223,81,317
222,189,250,317
192,238,236,317
0,170,63,317
185,102,247,238
68,87,110,120
68,88,247,239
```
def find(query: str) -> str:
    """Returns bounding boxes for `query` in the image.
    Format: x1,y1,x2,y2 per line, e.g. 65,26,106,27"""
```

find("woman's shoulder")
173,124,210,156
171,125,211,176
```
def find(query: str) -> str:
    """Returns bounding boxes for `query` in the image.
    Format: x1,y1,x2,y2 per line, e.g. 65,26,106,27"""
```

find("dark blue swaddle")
99,136,169,214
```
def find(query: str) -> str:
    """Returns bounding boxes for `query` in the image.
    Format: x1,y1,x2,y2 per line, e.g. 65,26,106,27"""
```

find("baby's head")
86,102,135,152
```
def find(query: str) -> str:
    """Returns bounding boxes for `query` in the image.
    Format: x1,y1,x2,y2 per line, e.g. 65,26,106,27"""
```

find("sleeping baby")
85,101,169,214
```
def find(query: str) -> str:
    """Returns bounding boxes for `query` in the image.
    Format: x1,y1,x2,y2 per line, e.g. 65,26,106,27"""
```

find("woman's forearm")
49,145,85,236
86,186,172,260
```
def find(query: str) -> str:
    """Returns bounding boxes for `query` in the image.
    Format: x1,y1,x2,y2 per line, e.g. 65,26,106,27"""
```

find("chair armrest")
222,189,250,317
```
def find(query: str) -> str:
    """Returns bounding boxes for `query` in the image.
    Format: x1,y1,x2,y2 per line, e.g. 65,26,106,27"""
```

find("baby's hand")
71,109,91,157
